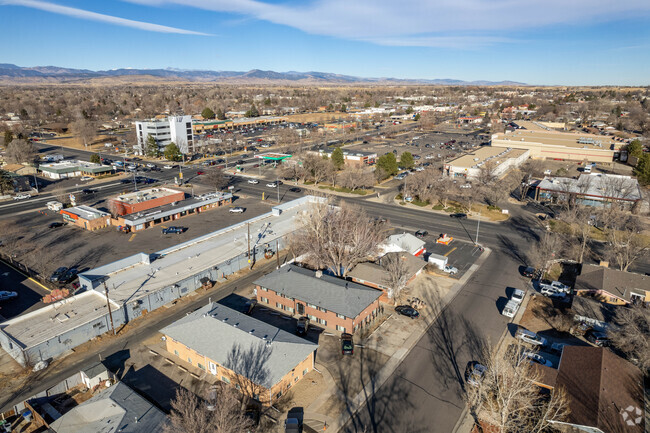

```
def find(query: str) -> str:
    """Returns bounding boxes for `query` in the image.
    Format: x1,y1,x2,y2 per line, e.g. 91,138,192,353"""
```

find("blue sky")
1,0,649,85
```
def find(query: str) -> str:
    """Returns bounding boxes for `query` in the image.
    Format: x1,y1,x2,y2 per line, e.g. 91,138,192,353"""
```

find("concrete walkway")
301,247,492,432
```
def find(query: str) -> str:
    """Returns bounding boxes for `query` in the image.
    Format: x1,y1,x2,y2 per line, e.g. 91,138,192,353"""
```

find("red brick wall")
256,285,380,334
109,190,185,216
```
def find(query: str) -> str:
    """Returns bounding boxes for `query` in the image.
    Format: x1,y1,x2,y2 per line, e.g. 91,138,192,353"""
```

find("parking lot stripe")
128,234,137,242
0,259,51,292
444,247,457,257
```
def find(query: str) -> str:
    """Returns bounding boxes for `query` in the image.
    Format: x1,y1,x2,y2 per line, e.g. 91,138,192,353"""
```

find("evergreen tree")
626,139,643,158
90,153,101,164
376,153,398,177
216,108,226,120
3,130,13,147
0,169,13,195
331,147,345,170
246,105,260,117
634,153,650,185
201,107,215,119
400,151,414,169
164,142,182,162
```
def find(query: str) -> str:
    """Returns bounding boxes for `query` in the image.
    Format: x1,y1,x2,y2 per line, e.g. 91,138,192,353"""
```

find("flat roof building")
161,303,318,405
193,116,287,133
491,129,624,163
38,160,114,179
108,187,185,216
535,173,642,209
444,146,529,179
60,205,111,231
317,149,377,166
135,115,194,155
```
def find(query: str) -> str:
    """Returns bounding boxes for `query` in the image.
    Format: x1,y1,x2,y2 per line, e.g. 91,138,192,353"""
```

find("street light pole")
476,210,481,246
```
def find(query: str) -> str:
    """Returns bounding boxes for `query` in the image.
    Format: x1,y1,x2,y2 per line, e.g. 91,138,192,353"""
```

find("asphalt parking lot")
0,261,49,321
424,237,483,279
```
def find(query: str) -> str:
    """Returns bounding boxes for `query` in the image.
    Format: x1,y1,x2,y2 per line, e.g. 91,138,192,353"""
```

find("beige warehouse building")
491,129,623,163
444,146,530,179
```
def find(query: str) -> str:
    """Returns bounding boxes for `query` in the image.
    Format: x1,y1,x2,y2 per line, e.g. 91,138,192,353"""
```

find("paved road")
0,261,50,321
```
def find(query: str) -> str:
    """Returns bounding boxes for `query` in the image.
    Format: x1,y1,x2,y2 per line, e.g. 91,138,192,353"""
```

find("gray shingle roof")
348,252,425,288
161,303,317,388
49,382,167,433
254,264,382,318
575,264,649,302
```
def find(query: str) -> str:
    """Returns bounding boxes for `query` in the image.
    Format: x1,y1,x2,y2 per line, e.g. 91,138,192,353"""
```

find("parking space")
0,261,49,321
423,237,483,279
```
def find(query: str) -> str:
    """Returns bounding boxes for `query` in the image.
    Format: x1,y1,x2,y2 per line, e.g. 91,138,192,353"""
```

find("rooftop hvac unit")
474,158,479,161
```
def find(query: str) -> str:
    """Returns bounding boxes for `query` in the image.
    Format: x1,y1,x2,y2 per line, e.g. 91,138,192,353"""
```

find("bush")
432,204,444,210
487,205,501,211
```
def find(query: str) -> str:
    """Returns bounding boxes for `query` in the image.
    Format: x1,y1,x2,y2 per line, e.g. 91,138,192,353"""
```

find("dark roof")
551,346,644,433
254,264,382,318
49,382,167,433
575,265,649,302
348,252,425,289
161,303,317,388
571,295,618,325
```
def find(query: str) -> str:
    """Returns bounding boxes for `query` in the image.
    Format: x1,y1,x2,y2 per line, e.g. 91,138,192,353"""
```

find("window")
174,350,179,357
308,314,317,321
307,303,317,309
336,325,346,332
303,368,308,376
319,319,327,326
260,297,269,304
187,357,192,364
318,307,328,313
287,307,294,313
276,302,282,308
221,376,231,384
260,287,268,292
197,363,205,370
294,377,298,383
276,391,282,398
336,313,346,319
286,383,291,389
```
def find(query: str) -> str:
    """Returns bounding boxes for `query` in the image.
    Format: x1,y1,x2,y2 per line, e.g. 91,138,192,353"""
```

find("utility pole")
33,173,39,193
276,239,280,269
476,210,481,246
247,223,252,269
103,282,116,335
276,175,280,203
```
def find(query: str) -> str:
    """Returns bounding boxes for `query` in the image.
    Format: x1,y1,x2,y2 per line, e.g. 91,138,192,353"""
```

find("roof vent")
315,270,323,278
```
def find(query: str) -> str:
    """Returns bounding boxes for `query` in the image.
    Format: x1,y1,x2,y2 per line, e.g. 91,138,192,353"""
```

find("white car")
425,154,435,159
266,182,278,188
502,300,520,318
510,289,525,305
126,165,137,171
516,329,546,346
146,163,156,168
248,179,259,184
80,176,93,181
13,193,31,200
0,291,18,301
229,207,245,213
443,265,458,275
523,351,553,367
163,165,173,169
460,184,472,189
549,281,570,293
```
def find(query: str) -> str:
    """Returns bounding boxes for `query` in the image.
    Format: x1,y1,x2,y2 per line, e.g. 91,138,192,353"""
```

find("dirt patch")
275,370,326,410
519,294,573,336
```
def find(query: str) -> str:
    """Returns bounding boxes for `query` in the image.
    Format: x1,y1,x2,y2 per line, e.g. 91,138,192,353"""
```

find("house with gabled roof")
575,264,649,306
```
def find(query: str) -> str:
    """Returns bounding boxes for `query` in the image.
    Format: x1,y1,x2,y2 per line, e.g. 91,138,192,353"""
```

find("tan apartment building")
254,264,382,334
161,303,318,405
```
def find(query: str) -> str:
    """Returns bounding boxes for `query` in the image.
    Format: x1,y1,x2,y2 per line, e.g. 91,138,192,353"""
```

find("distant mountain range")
0,63,526,86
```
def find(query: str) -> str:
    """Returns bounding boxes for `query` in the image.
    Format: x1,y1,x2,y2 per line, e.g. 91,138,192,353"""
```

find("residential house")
570,295,618,331
161,303,318,406
254,264,382,334
383,233,426,256
536,346,644,433
47,382,167,433
348,252,426,303
575,264,649,306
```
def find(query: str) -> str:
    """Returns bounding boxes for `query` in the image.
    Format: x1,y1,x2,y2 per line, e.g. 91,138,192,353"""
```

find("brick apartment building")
254,264,382,334
108,187,185,216
161,303,317,405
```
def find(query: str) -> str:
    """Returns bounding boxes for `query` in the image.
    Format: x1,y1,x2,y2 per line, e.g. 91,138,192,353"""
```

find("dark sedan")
49,266,68,283
341,333,354,355
395,305,420,319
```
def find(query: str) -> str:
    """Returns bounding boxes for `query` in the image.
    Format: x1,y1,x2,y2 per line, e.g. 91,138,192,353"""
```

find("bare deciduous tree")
5,139,37,164
466,342,570,433
291,201,387,277
224,341,273,406
606,226,649,271
529,231,563,273
204,167,229,192
338,167,375,191
302,154,332,185
608,306,650,374
558,207,593,263
380,252,410,301
164,385,253,433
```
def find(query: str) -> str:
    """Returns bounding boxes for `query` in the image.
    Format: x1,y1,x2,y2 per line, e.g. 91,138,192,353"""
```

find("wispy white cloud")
1,0,211,36
128,0,650,47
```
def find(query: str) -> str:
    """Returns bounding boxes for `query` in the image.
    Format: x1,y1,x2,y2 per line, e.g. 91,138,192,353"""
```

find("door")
297,303,304,315
208,361,217,375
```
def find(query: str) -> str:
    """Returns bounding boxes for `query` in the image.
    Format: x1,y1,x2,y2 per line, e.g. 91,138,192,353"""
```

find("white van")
583,165,592,173
47,201,63,211
502,300,520,318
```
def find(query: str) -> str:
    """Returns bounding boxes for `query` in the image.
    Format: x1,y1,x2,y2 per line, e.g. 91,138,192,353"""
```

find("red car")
196,171,205,175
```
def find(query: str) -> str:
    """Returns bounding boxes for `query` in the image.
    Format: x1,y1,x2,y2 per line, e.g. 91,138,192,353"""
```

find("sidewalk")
299,247,492,432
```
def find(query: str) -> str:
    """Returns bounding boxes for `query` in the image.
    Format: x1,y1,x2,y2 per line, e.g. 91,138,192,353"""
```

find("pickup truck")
539,281,570,294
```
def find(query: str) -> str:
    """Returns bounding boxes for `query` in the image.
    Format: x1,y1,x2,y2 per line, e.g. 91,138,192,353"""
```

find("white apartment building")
135,115,195,155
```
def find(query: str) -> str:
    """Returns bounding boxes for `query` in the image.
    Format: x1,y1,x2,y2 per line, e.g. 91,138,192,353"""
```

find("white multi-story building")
135,115,194,155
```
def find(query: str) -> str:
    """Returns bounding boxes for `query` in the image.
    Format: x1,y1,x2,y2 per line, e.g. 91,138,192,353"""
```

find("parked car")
443,265,458,275
247,179,259,184
341,333,354,355
522,266,536,278
163,165,173,169
61,267,78,284
502,300,520,318
80,176,93,181
229,207,245,213
510,288,525,304
0,291,18,301
586,330,610,347
395,305,420,319
523,351,553,367
13,193,31,200
81,188,96,195
465,362,487,387
289,187,301,193
415,230,428,238
459,184,472,189
162,226,186,234
49,266,68,282
49,222,65,229
297,316,309,336
284,418,300,433
450,213,467,219
548,281,570,293
266,182,278,188
516,329,547,346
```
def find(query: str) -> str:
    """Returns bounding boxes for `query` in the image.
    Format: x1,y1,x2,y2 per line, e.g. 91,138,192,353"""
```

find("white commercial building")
135,115,195,155
444,146,530,179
